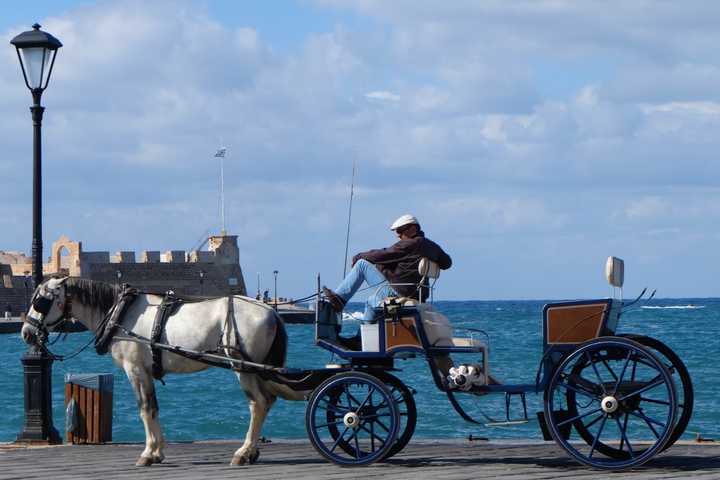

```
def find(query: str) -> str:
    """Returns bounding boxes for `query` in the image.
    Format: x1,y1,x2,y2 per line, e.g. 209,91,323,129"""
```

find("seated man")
323,214,452,322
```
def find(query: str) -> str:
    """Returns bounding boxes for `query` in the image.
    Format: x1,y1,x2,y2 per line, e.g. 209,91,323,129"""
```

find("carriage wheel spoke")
601,358,618,381
329,426,350,453
589,414,608,459
583,413,605,429
372,418,391,433
629,409,664,438
615,416,635,457
639,396,671,406
355,389,374,412
619,412,630,450
352,428,361,458
557,407,603,428
343,385,363,407
586,352,607,395
319,401,351,414
618,375,665,402
613,349,633,394
359,422,387,447
557,379,599,401
314,419,345,429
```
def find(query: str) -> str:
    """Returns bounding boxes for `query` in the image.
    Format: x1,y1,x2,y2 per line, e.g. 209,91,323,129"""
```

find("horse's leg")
125,366,165,466
231,374,276,466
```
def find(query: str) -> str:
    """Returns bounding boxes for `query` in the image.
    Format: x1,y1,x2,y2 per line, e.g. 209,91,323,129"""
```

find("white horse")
21,277,304,467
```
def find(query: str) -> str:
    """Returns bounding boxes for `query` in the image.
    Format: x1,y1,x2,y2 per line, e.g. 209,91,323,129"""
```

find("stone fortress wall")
0,234,247,316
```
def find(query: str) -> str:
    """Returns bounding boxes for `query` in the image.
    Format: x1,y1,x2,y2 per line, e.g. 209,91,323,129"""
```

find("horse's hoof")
136,457,153,467
230,455,247,466
249,450,260,464
151,455,164,464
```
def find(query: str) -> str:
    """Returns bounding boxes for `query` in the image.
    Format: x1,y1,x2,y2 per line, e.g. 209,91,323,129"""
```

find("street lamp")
199,270,205,295
273,270,278,310
116,270,122,285
23,271,30,313
11,23,62,445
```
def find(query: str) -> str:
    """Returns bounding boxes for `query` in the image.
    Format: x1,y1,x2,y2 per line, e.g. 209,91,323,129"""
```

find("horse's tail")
263,312,287,368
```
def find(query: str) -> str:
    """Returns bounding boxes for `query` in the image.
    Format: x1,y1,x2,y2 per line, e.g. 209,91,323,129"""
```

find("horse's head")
22,276,71,345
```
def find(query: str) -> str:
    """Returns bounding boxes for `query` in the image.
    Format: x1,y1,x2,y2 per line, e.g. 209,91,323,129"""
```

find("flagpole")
215,147,227,236
220,152,225,236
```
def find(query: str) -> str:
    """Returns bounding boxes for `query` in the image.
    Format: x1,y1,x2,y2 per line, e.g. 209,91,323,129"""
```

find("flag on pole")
214,148,227,158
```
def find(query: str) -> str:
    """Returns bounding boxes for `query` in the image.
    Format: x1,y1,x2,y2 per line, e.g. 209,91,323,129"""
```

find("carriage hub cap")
601,396,619,414
343,412,360,429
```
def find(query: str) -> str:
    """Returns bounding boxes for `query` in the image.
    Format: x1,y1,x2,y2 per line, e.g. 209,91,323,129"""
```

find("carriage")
24,256,692,470
295,256,693,469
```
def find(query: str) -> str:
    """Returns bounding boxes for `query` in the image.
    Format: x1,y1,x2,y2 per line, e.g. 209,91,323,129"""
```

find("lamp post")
273,270,278,310
11,23,62,444
116,270,122,285
23,270,30,313
199,270,205,295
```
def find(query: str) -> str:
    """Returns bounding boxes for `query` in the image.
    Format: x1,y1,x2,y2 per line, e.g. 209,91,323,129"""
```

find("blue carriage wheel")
305,371,400,466
326,371,417,461
570,334,694,458
544,337,677,470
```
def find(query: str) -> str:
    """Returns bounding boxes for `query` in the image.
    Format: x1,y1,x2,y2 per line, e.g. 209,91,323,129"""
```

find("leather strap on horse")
95,285,139,355
151,293,183,381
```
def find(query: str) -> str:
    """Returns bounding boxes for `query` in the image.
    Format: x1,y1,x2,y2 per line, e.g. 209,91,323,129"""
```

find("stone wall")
0,234,247,315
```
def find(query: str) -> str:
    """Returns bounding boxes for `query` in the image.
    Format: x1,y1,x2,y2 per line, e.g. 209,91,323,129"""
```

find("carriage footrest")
485,419,529,427
504,392,528,423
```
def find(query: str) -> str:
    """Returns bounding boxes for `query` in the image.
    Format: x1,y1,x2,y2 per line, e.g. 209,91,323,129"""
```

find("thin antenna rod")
342,161,356,277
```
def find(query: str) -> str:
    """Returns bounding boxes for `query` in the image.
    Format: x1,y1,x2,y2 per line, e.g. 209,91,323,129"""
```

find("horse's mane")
66,278,120,312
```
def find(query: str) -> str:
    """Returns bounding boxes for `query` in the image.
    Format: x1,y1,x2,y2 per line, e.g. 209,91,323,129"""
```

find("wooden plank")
72,384,81,444
101,392,113,443
78,386,86,444
85,387,93,444
93,389,101,444
64,383,73,444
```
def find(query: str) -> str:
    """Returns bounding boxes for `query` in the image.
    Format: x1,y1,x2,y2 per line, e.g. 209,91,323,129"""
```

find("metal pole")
30,90,43,288
342,161,356,278
220,153,225,236
23,271,30,313
273,270,278,311
17,88,60,444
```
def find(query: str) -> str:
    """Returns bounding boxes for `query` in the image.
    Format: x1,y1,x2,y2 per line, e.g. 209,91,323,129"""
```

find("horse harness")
149,294,184,381
95,285,243,382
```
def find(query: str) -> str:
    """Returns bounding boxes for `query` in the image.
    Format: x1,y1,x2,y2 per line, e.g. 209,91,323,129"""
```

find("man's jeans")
335,259,395,322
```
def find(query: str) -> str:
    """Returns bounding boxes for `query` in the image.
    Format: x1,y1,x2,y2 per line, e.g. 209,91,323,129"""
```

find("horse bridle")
25,282,72,335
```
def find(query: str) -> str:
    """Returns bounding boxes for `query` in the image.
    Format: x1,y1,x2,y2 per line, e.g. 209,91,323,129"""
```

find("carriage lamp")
11,23,62,445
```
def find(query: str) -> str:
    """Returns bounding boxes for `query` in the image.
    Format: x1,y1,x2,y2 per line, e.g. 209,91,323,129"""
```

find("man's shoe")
322,287,346,313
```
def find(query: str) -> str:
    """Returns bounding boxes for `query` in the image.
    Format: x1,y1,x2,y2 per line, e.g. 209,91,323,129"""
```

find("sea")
0,298,717,443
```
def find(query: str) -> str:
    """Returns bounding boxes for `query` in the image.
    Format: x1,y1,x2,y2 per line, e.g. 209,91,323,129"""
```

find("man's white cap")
390,214,419,230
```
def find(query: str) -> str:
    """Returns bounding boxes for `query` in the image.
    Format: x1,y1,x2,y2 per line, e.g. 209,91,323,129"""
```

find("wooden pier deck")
1,440,718,479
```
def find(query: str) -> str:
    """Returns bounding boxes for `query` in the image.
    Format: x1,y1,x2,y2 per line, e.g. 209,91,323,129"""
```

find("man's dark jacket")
353,230,451,300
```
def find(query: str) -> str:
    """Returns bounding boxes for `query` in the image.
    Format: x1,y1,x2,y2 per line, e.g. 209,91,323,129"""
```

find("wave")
641,305,705,310
342,311,364,322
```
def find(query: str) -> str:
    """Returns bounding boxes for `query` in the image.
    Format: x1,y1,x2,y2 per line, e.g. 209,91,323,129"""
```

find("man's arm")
352,241,410,266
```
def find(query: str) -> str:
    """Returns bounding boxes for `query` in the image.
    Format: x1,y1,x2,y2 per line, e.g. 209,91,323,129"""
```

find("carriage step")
504,392,529,423
485,419,529,427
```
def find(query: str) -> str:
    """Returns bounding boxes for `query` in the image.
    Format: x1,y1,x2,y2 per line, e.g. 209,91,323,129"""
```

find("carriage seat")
418,304,485,349
392,258,441,305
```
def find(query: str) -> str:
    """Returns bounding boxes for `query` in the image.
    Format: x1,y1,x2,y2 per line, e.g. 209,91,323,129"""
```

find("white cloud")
364,90,400,102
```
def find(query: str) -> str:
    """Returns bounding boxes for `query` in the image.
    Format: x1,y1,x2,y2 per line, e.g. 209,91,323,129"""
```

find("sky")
1,0,719,300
